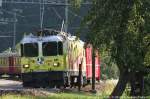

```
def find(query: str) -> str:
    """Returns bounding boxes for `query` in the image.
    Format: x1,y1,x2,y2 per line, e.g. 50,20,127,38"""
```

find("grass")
0,93,109,99
3,79,148,99
1,93,150,99
0,80,116,99
1,90,149,99
97,80,117,96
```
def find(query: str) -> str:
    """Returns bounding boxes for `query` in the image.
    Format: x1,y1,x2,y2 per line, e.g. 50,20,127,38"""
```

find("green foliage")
73,0,150,95
84,0,150,72
100,49,119,79
82,0,150,95
143,74,150,96
101,66,119,80
144,34,150,67
69,0,82,9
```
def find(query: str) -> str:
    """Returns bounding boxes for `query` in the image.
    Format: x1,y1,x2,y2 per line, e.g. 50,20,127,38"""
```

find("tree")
143,34,150,96
144,35,150,67
100,49,119,80
82,0,150,97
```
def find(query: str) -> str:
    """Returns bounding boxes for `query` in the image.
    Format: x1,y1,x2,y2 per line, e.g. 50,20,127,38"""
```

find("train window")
4,57,6,66
42,42,57,56
16,57,18,66
0,58,1,65
21,44,24,57
2,58,4,65
58,42,63,55
23,43,38,57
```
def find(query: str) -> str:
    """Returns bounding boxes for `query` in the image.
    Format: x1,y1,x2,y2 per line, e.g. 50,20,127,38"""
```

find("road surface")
0,79,22,90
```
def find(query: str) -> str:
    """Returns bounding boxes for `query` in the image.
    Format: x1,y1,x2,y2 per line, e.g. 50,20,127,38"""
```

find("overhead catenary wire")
51,7,62,19
0,35,13,37
0,8,25,18
1,0,92,5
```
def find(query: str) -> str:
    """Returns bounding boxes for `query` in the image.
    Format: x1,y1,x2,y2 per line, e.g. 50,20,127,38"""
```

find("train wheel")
64,77,70,87
70,76,76,88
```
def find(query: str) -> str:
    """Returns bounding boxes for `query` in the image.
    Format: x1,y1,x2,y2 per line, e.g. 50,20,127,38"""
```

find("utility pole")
40,0,45,30
65,0,68,32
91,47,96,93
13,12,17,51
78,63,82,91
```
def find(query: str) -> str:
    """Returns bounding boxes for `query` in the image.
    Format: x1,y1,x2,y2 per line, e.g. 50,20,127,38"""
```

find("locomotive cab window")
58,42,63,55
42,42,63,56
21,43,38,57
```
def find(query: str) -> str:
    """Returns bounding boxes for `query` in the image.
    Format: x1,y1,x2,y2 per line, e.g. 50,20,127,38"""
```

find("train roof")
0,52,20,57
67,36,85,45
20,33,64,44
20,29,85,45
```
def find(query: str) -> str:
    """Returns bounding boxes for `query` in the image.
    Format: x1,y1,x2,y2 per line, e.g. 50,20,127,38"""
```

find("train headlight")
23,64,29,68
53,63,59,67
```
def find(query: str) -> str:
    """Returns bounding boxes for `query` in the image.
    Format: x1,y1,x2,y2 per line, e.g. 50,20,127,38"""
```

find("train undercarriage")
22,71,87,88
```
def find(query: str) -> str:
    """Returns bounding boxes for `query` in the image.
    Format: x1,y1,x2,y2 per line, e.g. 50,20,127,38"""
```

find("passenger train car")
0,52,21,76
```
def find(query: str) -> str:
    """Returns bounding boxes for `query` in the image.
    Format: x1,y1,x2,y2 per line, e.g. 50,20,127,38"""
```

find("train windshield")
21,43,38,57
42,42,63,56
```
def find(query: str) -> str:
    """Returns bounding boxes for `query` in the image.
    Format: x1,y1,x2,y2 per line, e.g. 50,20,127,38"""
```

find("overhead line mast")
13,11,17,51
0,9,24,51
65,0,68,33
40,0,45,30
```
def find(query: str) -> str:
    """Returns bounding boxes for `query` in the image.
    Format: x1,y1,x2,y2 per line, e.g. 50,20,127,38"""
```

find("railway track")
0,79,118,96
0,79,62,96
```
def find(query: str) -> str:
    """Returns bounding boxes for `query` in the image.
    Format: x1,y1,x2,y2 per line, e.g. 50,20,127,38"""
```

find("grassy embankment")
2,80,148,99
1,93,104,99
0,80,116,99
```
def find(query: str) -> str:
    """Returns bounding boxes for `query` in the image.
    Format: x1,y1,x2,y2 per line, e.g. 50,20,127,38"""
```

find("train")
0,29,100,88
0,52,21,76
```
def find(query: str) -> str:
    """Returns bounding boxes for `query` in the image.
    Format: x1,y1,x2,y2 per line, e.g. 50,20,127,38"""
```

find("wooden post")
78,63,82,91
91,47,96,93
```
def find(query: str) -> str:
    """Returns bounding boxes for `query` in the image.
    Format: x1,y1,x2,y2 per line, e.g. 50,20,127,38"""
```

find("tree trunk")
130,71,144,96
110,70,129,98
110,70,145,98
